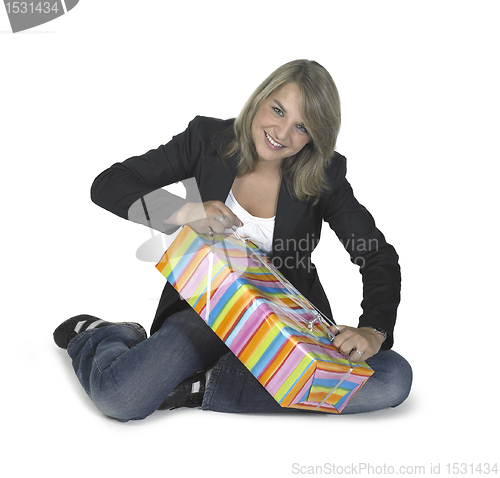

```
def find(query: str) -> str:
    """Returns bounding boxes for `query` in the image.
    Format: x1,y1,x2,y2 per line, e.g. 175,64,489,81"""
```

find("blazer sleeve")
323,154,401,350
90,116,205,232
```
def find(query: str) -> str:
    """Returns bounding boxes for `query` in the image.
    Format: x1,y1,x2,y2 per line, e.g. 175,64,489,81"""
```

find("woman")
54,60,412,421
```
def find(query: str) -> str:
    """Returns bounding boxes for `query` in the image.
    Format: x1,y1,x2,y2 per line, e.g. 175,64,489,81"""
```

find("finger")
208,206,243,233
332,326,354,351
208,213,228,234
337,337,358,357
186,217,213,235
215,203,243,228
349,347,366,363
328,324,345,336
200,221,214,235
212,213,235,231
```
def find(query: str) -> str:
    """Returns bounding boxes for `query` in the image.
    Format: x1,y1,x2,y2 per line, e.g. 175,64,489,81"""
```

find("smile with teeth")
265,131,285,149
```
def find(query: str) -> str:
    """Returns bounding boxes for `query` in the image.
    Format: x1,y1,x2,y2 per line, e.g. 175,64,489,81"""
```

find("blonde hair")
223,59,341,202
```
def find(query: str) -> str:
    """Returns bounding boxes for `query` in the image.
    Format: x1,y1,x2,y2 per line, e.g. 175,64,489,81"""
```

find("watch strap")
370,327,387,341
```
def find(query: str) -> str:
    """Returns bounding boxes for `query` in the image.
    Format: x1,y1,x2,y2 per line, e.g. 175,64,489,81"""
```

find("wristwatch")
370,327,387,341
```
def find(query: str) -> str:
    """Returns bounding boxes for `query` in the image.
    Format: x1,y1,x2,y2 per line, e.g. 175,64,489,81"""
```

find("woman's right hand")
167,200,243,235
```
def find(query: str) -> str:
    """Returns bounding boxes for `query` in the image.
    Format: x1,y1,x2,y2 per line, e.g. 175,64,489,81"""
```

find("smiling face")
251,82,311,166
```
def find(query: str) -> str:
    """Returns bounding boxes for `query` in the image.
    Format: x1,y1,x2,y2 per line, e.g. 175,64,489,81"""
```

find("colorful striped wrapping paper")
156,226,374,413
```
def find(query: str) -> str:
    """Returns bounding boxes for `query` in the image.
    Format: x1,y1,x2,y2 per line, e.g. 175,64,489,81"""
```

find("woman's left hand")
328,325,385,362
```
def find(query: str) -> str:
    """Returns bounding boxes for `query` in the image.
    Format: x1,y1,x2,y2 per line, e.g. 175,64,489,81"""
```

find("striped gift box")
156,226,373,413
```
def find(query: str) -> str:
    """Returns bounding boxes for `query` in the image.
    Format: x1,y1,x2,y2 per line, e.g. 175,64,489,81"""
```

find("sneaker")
53,314,146,349
157,370,207,410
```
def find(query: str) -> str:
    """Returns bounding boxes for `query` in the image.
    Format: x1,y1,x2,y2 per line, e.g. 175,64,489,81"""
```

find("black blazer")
91,116,401,349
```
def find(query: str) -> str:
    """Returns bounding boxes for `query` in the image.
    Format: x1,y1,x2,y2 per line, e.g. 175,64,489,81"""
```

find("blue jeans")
67,306,412,421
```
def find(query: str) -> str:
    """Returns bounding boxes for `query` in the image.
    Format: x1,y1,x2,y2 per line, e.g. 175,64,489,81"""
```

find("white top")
224,189,275,255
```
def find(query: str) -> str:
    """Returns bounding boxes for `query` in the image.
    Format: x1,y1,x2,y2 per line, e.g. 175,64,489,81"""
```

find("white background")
1,1,498,476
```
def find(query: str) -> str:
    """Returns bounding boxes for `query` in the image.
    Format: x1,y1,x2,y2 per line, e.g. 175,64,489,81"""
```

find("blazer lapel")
272,180,308,259
199,159,238,202
199,122,239,202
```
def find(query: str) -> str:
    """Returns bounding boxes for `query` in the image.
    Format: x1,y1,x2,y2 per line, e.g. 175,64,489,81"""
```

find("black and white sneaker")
158,370,208,410
53,314,146,349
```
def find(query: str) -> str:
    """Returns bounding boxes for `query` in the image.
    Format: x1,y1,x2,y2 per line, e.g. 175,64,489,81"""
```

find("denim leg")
202,352,283,413
67,308,229,421
202,350,412,414
341,350,413,414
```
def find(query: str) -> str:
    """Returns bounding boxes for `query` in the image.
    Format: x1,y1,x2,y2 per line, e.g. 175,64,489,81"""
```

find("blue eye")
273,107,284,116
297,124,308,134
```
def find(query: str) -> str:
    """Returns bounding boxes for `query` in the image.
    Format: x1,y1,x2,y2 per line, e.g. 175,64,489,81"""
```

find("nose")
275,120,294,141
